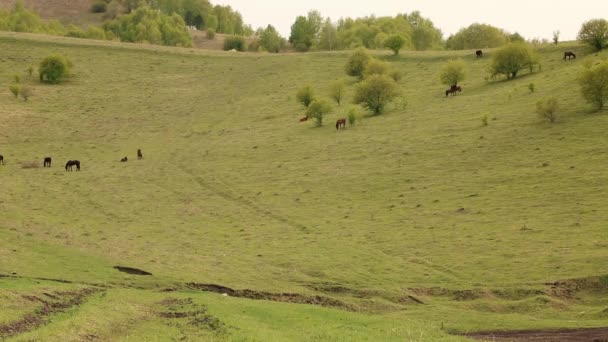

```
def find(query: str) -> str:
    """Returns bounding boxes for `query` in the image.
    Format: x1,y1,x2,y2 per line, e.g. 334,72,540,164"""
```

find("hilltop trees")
489,43,540,79
289,10,323,51
439,59,466,86
39,55,71,84
578,61,608,110
259,25,285,53
577,19,608,51
446,23,507,50
354,75,398,115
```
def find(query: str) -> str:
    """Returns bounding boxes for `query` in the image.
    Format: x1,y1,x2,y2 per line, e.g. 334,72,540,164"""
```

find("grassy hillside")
1,32,607,341
0,0,102,27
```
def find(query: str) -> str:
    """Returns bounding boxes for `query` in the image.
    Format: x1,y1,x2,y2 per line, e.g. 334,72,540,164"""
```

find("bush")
354,75,398,115
206,29,216,40
439,59,466,86
384,34,407,55
9,85,20,98
296,86,315,108
363,59,389,79
65,24,86,38
553,30,560,45
39,54,70,84
345,48,371,79
577,19,608,51
536,98,559,122
578,61,608,110
90,1,107,13
19,86,32,101
86,26,107,40
489,42,540,79
223,35,246,51
347,106,360,126
329,80,345,106
306,99,332,127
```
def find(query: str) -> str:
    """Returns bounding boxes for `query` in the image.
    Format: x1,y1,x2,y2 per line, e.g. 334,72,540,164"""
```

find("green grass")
1,32,607,340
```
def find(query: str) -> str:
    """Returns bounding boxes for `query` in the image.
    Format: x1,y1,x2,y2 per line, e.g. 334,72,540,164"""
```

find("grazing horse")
137,149,143,160
476,50,483,58
335,118,347,130
564,51,576,60
0,154,3,165
43,157,52,167
446,85,462,97
65,160,80,171
120,156,128,162
299,116,309,122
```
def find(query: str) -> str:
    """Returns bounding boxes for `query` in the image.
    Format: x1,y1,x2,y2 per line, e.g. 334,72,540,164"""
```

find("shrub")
577,19,608,51
223,35,246,51
384,34,407,55
552,30,560,45
347,106,360,126
90,1,107,13
19,86,32,101
86,26,107,40
345,48,371,79
536,98,559,123
39,54,70,84
296,86,315,108
354,75,398,115
439,59,466,86
578,61,608,110
9,84,20,98
306,99,332,127
363,59,389,79
489,42,540,79
329,80,345,106
65,24,86,38
206,29,216,40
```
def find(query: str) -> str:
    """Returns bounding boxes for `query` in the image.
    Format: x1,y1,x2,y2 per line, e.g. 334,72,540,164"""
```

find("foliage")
90,1,108,13
223,35,246,51
329,80,346,106
9,84,20,98
39,54,70,84
364,59,389,78
296,86,315,108
489,42,540,79
317,18,338,50
19,86,32,101
86,26,107,40
103,6,192,47
384,34,407,55
577,19,608,51
206,28,215,40
289,10,322,51
345,48,371,78
578,61,608,110
446,23,507,50
354,75,398,115
406,11,443,50
347,106,361,126
259,25,285,53
439,59,466,86
65,24,86,38
552,30,560,45
536,97,559,122
306,99,332,126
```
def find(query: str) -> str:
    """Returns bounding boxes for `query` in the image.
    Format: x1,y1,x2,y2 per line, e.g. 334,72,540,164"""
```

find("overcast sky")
215,0,607,41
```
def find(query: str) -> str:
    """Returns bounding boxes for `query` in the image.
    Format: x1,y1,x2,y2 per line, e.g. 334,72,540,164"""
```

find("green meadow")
1,32,607,341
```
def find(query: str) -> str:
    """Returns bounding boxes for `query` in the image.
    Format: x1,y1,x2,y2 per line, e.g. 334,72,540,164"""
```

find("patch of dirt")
158,297,227,333
0,287,103,339
186,283,354,310
113,266,152,276
464,327,608,341
546,275,608,299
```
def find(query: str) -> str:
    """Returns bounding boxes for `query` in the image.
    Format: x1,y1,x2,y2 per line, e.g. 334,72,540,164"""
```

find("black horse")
0,154,4,165
564,51,576,60
137,149,143,160
476,50,483,58
43,157,52,167
120,156,128,162
65,160,80,171
446,85,462,97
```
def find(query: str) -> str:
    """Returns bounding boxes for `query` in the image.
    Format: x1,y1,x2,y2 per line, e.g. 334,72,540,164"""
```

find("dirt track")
466,327,608,341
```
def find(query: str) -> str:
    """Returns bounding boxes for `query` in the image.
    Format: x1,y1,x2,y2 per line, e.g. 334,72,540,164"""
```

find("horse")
299,116,309,122
335,118,347,130
446,85,462,97
65,160,80,171
120,156,128,162
137,149,143,159
0,154,3,165
476,50,483,58
43,157,52,167
564,51,576,60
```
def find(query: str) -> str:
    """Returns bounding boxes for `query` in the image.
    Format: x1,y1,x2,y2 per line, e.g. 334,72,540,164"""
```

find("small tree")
329,80,345,106
9,85,20,98
577,19,608,51
552,30,560,45
39,54,70,84
306,99,332,126
536,98,559,123
578,61,608,110
354,75,398,115
345,48,371,79
489,43,540,80
363,59,389,79
296,86,315,108
439,59,466,87
223,36,246,51
347,106,360,126
19,86,32,101
206,29,216,40
384,34,407,55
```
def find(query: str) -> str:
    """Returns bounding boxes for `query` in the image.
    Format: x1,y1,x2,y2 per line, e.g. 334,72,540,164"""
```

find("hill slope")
1,33,607,340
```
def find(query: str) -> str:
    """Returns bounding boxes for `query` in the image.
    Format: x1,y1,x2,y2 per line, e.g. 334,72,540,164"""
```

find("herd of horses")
0,149,143,172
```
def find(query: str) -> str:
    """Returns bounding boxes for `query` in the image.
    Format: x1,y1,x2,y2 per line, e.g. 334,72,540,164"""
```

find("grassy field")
1,32,607,341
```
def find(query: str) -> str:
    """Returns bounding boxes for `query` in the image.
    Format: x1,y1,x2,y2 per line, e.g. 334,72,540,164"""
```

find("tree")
578,61,608,110
552,30,560,45
289,10,322,51
363,59,389,78
446,23,507,50
439,59,466,86
384,34,406,55
489,43,540,80
259,25,285,53
296,86,315,108
223,35,246,51
354,75,398,115
578,19,608,51
317,18,338,50
329,80,345,106
403,11,443,50
345,48,371,78
306,99,332,126
39,54,70,84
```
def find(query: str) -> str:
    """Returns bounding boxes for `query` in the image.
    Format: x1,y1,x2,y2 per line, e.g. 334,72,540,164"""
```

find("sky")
215,0,607,42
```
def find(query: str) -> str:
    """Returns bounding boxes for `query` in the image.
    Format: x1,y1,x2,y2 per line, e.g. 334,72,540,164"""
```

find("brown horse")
137,149,143,160
299,116,309,122
336,118,347,130
564,51,576,60
65,160,80,171
43,157,52,167
0,154,4,165
446,85,462,97
476,50,483,58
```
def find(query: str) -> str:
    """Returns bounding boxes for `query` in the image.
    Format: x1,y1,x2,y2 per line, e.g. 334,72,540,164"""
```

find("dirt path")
465,327,608,341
